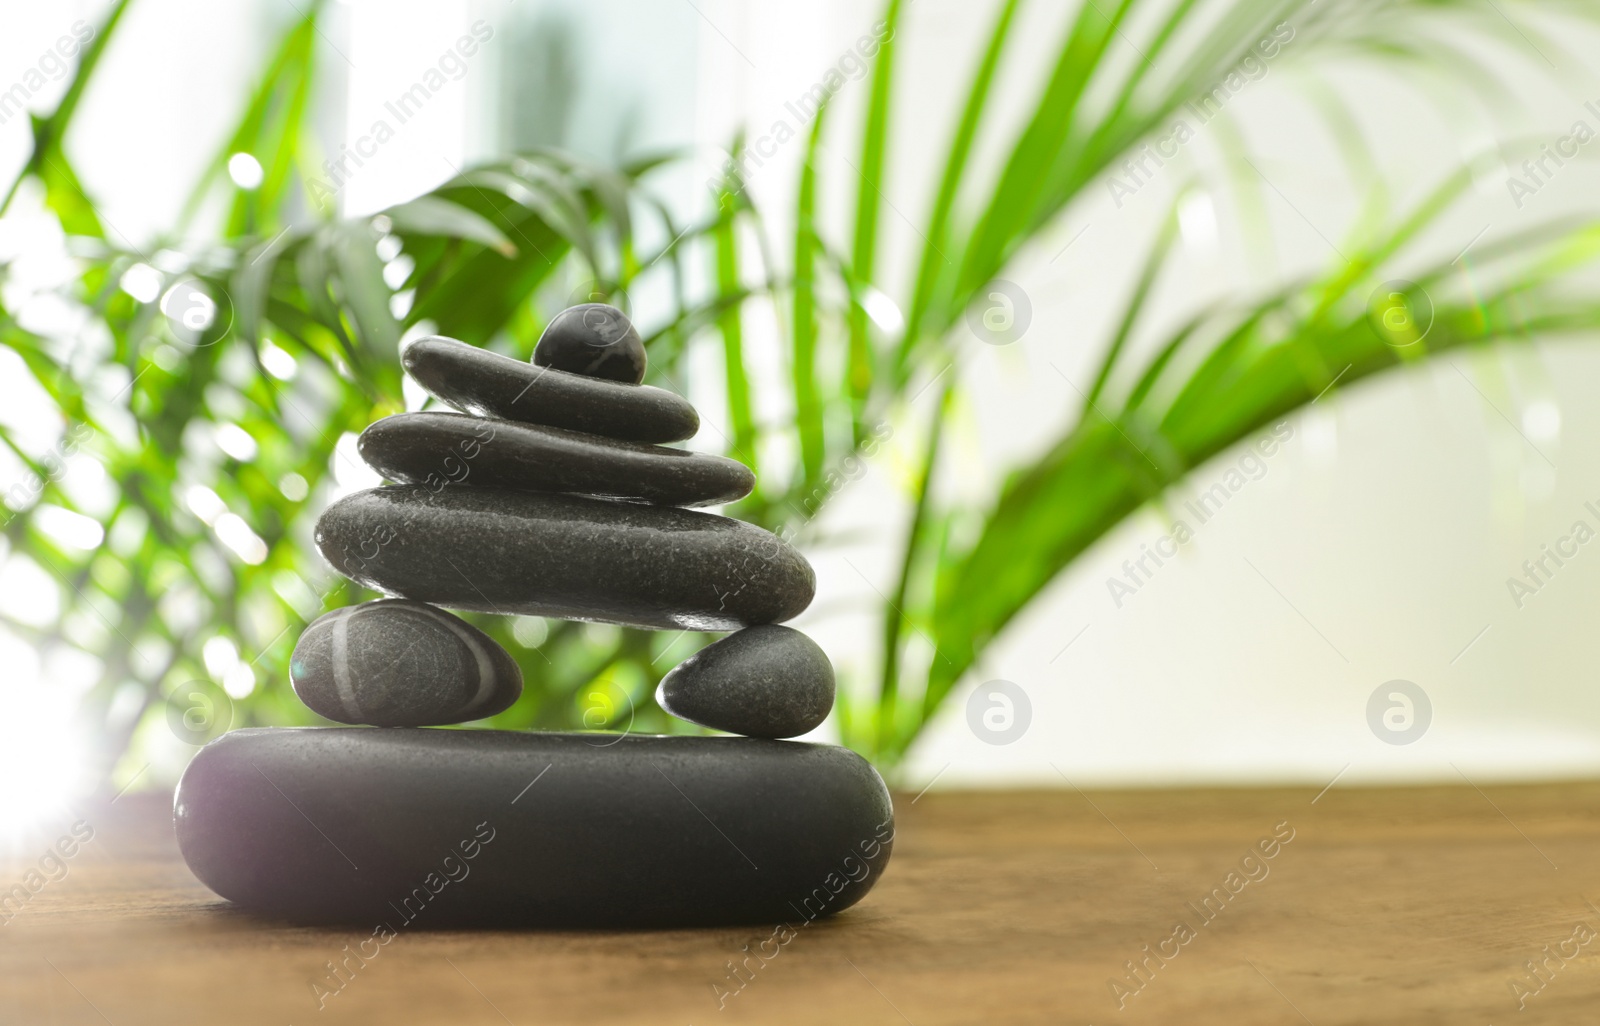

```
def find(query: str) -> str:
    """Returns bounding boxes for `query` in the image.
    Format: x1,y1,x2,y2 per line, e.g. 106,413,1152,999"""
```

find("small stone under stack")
174,304,894,928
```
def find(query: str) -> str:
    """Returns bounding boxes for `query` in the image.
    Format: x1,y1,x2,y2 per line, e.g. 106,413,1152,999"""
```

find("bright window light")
214,512,268,565
33,505,105,551
215,423,258,462
227,152,264,190
0,556,61,630
382,254,415,290
119,263,161,304
278,472,309,502
1522,400,1560,443
202,635,240,679
183,484,226,525
1178,191,1219,251
0,696,91,844
223,662,257,699
332,433,383,492
260,341,298,380
863,287,904,335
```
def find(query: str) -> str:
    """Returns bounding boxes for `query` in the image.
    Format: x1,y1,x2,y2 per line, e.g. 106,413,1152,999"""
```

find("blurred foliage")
1,0,1599,782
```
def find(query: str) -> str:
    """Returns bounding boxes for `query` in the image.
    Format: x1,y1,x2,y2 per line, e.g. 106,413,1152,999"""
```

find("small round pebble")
290,599,522,727
533,304,647,384
656,625,834,739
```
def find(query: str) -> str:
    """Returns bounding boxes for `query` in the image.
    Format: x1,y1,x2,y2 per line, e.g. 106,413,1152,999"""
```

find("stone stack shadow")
173,305,895,928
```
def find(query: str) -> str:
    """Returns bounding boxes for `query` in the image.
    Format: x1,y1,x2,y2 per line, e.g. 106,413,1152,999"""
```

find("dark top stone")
174,728,895,927
533,304,646,384
402,336,697,444
290,599,521,727
315,485,815,630
658,625,835,739
358,412,753,508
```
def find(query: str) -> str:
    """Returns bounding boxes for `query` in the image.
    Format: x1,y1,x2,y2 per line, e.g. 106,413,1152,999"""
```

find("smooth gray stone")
658,625,835,739
290,599,521,727
357,412,753,508
403,335,697,444
174,728,895,927
315,486,815,630
533,304,646,384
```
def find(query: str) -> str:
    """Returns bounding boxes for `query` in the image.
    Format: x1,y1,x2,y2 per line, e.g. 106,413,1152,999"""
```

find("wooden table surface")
4,780,1599,1024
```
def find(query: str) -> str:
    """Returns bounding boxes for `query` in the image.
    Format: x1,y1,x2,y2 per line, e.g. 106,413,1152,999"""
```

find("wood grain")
3,780,1599,1024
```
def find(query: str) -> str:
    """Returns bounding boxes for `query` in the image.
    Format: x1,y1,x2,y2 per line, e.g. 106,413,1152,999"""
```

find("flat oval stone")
174,728,895,927
315,486,815,630
358,412,753,508
290,599,521,727
658,625,835,739
403,336,697,444
534,304,646,384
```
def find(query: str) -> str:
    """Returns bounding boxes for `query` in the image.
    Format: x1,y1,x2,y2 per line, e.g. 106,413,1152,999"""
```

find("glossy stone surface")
174,728,895,927
658,626,835,739
290,599,521,727
402,336,697,444
533,304,647,384
358,412,753,508
315,485,815,630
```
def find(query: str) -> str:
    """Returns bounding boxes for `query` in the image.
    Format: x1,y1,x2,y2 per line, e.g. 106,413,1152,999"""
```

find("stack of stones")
174,305,894,928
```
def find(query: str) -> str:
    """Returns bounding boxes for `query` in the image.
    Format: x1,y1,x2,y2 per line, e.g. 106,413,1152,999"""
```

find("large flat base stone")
174,728,894,928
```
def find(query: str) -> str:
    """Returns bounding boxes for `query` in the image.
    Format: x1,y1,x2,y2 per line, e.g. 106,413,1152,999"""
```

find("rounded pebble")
290,599,522,726
534,304,647,384
402,335,697,444
357,412,753,507
315,487,815,631
174,728,893,926
656,625,835,739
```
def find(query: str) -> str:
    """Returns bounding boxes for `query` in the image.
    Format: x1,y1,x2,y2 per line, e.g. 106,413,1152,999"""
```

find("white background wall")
2,0,1599,799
